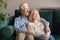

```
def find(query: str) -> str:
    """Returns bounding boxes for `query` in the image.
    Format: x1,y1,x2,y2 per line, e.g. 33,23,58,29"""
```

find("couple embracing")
14,3,55,40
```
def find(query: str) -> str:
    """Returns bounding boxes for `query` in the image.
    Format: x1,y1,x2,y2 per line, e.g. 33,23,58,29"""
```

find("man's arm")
40,17,51,34
40,17,49,26
14,18,20,32
40,17,51,39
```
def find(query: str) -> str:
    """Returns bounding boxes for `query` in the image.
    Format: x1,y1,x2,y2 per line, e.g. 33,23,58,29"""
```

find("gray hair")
19,3,28,11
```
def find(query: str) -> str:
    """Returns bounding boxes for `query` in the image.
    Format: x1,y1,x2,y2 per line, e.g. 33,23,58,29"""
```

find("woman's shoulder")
28,22,34,25
28,22,32,24
37,22,44,26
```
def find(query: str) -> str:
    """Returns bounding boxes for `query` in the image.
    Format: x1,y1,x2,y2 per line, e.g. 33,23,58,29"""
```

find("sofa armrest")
0,25,14,37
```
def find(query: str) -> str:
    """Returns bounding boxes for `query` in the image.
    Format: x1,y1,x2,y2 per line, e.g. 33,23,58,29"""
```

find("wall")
0,0,60,16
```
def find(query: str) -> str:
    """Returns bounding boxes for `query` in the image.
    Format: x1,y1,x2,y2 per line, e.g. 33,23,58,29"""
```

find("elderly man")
14,3,55,40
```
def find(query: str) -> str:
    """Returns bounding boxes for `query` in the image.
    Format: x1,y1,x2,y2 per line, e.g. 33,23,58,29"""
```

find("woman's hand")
44,26,51,39
42,34,49,40
29,31,35,36
26,29,35,36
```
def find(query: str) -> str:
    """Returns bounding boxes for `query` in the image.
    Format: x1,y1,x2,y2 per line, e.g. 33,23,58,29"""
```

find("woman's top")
27,22,45,36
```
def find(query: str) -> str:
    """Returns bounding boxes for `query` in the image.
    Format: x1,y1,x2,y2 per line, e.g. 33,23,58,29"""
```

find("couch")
0,9,60,40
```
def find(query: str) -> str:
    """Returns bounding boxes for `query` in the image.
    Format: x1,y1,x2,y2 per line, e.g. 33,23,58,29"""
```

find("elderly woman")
27,9,55,40
14,3,52,40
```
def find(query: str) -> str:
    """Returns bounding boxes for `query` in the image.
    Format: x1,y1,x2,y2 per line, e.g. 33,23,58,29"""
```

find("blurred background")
0,0,60,16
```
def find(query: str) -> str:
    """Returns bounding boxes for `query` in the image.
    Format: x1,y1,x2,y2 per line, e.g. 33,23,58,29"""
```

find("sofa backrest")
15,10,22,17
53,10,60,35
39,10,53,33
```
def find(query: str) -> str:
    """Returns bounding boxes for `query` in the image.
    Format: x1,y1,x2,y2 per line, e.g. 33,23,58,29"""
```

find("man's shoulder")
15,16,21,19
40,17,45,20
15,16,21,21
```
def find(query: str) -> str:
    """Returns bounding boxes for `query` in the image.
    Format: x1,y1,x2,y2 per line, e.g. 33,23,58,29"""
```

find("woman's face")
32,10,39,21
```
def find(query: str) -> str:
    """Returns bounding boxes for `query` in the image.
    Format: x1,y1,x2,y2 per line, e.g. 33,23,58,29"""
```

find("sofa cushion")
0,36,15,40
39,10,53,32
53,10,60,35
7,16,14,25
0,20,9,29
0,25,14,37
0,16,14,30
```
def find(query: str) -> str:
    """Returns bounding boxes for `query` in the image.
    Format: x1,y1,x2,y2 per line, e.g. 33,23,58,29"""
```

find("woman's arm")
43,26,51,40
45,26,51,37
26,29,35,36
26,23,35,36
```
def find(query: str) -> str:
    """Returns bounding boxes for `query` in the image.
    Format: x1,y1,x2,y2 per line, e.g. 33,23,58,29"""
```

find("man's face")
21,4,30,16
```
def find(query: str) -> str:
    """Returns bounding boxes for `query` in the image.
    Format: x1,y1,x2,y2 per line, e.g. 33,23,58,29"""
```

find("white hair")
19,3,28,10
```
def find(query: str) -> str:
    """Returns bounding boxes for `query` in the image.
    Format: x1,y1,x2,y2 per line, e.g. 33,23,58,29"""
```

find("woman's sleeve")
27,23,34,32
27,23,32,30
